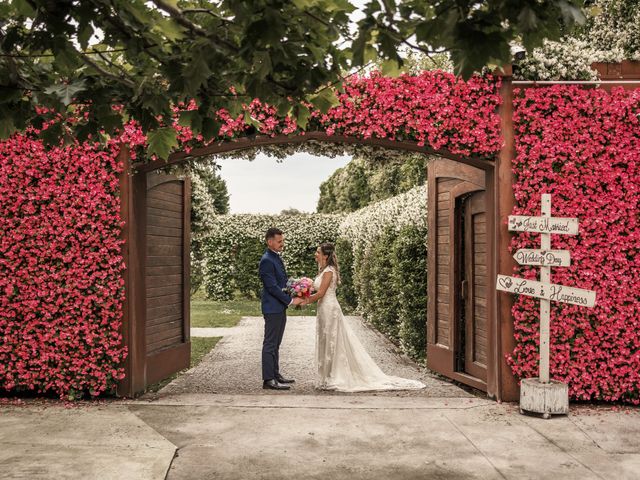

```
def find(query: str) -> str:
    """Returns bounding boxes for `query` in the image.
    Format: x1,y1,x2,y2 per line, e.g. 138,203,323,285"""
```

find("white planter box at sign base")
520,378,569,418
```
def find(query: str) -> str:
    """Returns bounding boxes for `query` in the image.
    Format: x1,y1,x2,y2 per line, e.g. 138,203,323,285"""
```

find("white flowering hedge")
514,0,640,81
515,38,600,81
199,214,343,299
585,0,640,63
337,185,428,359
338,185,427,254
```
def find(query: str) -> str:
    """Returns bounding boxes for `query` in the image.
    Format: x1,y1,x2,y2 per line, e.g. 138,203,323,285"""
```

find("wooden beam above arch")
133,132,495,173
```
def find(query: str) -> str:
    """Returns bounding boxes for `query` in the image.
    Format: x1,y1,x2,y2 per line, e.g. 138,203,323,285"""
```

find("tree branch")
90,0,165,64
96,50,132,79
151,0,208,35
79,52,136,89
0,29,37,90
0,46,136,58
373,18,451,56
150,0,239,54
182,8,234,25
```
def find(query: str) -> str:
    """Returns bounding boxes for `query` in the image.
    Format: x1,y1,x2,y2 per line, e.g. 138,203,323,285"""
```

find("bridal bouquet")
283,277,315,299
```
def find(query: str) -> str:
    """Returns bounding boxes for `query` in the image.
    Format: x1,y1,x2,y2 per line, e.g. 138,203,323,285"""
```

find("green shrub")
202,240,234,300
233,236,265,298
190,247,205,295
392,225,428,360
339,186,428,360
361,228,400,341
200,214,342,300
335,237,357,311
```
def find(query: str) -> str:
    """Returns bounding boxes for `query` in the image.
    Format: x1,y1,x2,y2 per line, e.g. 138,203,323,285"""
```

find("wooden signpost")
497,194,597,418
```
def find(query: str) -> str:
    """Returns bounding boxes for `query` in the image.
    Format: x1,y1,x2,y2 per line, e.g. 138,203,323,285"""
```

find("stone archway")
117,74,519,402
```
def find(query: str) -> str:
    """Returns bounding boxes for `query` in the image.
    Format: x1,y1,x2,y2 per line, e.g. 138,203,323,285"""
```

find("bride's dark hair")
319,242,340,284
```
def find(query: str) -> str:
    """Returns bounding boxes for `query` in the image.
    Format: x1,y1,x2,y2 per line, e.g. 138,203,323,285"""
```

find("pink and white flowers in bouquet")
283,277,315,300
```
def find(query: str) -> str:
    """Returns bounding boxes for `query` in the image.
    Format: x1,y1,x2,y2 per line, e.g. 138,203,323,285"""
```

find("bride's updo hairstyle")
319,242,340,284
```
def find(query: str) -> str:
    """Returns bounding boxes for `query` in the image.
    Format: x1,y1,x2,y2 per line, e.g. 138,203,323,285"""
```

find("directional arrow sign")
508,215,579,235
513,249,571,267
496,275,596,307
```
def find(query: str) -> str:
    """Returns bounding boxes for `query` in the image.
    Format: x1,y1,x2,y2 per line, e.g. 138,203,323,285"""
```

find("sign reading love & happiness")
496,275,596,307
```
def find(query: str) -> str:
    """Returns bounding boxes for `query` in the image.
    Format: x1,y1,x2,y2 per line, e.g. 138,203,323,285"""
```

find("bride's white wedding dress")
313,266,426,392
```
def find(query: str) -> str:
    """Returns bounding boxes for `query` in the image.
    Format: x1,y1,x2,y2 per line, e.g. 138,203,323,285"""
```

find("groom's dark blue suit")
259,249,292,381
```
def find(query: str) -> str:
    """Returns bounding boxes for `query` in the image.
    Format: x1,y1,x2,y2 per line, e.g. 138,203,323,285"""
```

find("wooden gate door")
144,173,191,386
460,191,488,382
427,158,493,392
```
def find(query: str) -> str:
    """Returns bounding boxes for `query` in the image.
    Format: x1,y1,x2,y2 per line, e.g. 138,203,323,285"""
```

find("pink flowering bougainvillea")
170,71,503,160
0,135,128,400
316,71,501,158
509,86,640,404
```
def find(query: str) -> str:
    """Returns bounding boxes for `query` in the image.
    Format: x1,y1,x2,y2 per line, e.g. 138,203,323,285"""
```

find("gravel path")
157,315,472,398
191,327,241,337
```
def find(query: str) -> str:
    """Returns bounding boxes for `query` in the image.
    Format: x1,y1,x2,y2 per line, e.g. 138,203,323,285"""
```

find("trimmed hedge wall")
198,214,343,300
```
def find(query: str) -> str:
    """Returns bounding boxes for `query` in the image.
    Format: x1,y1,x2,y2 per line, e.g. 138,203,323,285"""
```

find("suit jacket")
259,249,292,314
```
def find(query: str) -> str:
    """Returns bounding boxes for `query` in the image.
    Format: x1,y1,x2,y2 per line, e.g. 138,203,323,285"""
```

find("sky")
216,152,352,214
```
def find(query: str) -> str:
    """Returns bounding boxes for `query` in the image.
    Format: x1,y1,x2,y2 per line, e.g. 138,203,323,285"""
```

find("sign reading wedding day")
497,194,597,418
512,249,571,268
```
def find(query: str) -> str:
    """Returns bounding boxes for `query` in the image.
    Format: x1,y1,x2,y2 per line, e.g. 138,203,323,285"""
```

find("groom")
259,228,302,390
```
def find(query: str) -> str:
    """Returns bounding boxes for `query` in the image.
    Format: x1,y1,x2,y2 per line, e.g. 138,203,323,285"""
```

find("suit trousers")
262,311,287,381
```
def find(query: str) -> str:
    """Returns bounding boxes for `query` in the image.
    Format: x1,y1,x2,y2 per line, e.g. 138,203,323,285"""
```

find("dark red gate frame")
117,63,640,400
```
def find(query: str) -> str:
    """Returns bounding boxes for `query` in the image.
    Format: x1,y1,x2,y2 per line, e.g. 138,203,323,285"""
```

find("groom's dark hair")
265,227,283,241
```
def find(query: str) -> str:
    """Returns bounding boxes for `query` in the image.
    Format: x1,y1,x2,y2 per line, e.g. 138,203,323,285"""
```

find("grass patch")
191,290,317,328
146,336,221,393
191,336,221,366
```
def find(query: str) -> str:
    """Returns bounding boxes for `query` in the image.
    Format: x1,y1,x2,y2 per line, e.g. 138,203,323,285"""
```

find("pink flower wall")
0,136,127,400
509,86,640,404
172,71,503,160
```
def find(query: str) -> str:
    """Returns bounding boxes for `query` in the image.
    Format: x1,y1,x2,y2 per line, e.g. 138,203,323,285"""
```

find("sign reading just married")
508,215,579,235
497,194,597,419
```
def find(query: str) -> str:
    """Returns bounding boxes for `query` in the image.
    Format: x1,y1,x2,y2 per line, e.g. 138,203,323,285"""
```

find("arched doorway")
116,76,519,401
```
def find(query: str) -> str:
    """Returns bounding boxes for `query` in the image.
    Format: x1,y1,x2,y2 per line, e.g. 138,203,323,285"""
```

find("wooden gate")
144,173,191,385
460,191,488,382
427,158,493,391
117,165,191,396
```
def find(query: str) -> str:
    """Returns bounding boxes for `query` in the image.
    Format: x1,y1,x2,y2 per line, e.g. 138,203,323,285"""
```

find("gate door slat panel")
144,173,191,387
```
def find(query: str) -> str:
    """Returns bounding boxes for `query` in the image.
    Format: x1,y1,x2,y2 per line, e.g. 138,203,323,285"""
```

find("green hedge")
334,237,357,311
199,214,342,300
392,225,428,359
337,224,427,360
356,227,399,340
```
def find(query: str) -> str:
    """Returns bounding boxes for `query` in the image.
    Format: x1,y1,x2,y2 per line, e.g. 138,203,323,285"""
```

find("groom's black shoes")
263,379,290,390
275,374,295,384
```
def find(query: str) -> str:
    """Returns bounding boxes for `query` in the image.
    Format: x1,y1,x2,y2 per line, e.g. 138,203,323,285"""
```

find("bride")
301,243,426,392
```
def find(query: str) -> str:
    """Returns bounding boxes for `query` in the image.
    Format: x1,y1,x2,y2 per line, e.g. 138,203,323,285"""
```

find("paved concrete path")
0,404,176,480
157,315,470,398
126,394,640,480
2,394,639,479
